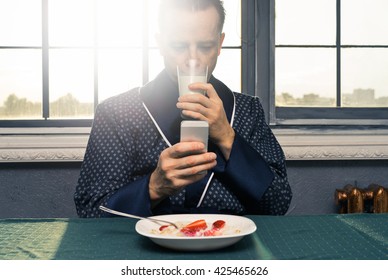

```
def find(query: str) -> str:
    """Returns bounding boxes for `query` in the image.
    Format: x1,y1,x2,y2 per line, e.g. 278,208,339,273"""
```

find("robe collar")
140,69,235,147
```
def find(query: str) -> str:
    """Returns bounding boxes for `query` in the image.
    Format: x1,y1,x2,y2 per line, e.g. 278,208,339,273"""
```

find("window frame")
0,0,246,127
2,0,388,127
259,0,388,126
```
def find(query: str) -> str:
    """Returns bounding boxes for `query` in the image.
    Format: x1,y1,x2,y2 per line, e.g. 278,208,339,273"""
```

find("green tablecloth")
0,214,387,260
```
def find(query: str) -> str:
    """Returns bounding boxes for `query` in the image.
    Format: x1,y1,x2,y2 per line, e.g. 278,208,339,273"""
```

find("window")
272,0,388,124
3,0,387,128
0,0,242,126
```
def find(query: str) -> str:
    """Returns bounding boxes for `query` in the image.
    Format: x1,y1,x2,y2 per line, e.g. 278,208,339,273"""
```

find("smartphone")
180,120,209,152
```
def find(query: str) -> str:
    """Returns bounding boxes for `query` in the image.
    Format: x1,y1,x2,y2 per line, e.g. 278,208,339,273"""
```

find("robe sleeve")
214,96,292,215
74,100,171,217
105,175,173,217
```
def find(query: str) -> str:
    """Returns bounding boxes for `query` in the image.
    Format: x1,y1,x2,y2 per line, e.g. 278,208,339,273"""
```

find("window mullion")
93,1,99,110
42,0,49,119
142,0,149,85
241,0,256,97
336,0,341,107
254,0,273,124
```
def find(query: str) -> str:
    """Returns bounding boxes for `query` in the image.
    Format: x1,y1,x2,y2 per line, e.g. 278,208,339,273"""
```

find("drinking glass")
177,60,208,97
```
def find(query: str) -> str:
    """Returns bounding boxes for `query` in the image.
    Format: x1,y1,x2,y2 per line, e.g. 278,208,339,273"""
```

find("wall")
0,162,80,218
286,160,388,215
1,160,387,218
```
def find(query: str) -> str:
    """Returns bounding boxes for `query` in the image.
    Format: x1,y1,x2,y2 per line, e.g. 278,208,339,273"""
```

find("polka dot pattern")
233,94,292,215
74,87,292,217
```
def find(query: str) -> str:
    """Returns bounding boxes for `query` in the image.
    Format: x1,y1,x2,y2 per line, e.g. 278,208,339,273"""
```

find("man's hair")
158,0,226,33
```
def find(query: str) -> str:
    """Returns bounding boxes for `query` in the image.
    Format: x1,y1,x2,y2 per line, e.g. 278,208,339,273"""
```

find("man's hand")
176,82,235,159
149,141,217,204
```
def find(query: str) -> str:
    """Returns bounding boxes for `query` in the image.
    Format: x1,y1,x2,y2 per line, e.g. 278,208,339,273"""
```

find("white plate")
135,214,256,251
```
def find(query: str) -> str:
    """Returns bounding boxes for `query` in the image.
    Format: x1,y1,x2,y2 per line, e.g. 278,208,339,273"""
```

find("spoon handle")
99,205,178,228
100,205,146,220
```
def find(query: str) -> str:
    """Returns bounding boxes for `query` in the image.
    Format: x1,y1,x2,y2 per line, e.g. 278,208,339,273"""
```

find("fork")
99,205,178,229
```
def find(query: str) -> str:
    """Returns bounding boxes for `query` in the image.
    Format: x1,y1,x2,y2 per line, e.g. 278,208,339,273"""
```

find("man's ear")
218,33,225,56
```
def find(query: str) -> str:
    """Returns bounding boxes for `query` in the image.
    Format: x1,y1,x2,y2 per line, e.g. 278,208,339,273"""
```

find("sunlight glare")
0,0,41,46
49,0,94,47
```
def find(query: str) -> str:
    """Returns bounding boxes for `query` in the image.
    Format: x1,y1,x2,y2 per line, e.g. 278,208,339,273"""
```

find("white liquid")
178,75,207,97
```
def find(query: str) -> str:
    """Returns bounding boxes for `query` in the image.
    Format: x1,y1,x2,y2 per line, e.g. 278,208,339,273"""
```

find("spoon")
99,205,178,229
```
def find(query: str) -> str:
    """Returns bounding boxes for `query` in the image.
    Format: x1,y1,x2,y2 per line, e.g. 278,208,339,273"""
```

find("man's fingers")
169,141,206,158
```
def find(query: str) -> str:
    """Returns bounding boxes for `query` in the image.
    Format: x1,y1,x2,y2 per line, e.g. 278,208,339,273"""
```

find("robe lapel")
140,70,181,146
140,71,235,143
140,70,235,209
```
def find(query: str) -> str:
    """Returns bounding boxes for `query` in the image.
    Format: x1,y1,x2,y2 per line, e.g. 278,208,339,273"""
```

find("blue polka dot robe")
74,70,292,217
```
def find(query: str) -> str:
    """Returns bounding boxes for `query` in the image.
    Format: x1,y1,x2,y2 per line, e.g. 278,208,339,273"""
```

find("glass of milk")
177,59,208,97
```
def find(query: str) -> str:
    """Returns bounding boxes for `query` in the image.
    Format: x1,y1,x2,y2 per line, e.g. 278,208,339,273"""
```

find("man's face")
157,6,225,82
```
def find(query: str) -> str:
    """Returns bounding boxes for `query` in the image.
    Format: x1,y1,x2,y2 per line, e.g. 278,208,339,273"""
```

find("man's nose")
188,46,198,60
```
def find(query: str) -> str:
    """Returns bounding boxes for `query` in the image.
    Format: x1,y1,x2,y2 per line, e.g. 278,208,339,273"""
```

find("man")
74,0,292,217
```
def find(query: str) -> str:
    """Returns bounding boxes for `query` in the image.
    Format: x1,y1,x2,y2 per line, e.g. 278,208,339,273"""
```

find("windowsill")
0,127,90,163
273,128,388,161
1,127,388,162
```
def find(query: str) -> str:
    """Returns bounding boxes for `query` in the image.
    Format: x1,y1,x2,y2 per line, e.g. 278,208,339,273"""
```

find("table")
0,214,387,260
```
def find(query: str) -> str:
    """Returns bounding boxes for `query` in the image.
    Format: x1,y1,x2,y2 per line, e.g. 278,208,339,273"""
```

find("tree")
2,93,40,117
50,93,93,117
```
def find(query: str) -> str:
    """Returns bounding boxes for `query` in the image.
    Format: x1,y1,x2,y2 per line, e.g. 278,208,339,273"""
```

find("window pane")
342,49,388,107
97,0,143,47
275,0,336,45
49,0,94,47
0,0,41,46
222,0,241,46
213,49,241,92
275,48,336,107
148,0,160,48
342,0,388,45
0,49,42,119
98,49,143,102
149,49,165,82
49,49,94,118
